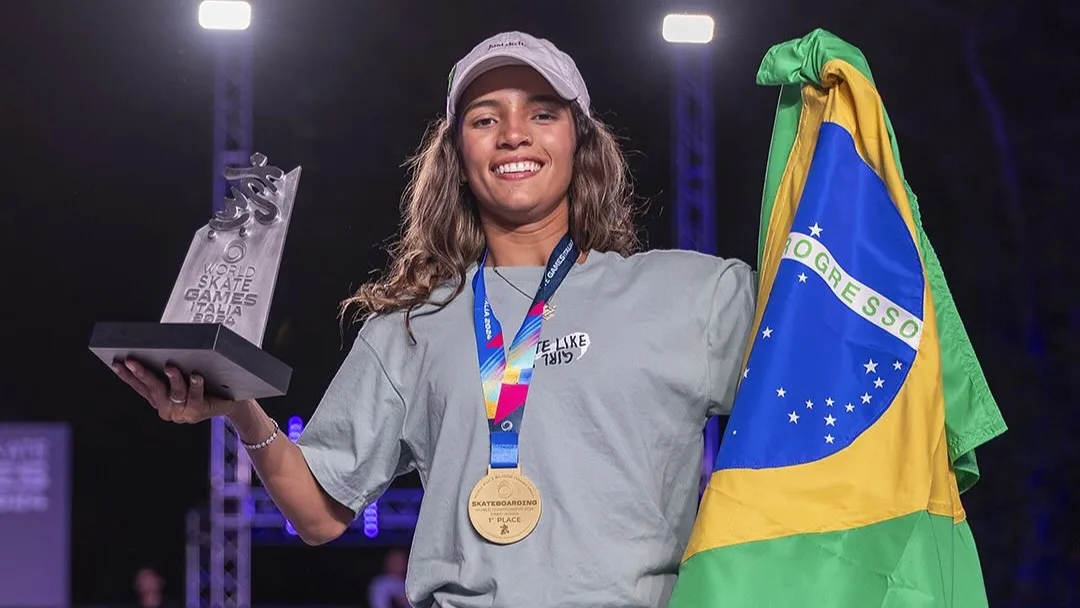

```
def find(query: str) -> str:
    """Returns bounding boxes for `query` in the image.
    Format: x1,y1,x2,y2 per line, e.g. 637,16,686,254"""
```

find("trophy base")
89,322,292,401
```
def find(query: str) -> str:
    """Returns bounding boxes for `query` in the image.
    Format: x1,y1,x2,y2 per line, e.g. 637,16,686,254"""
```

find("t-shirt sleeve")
296,331,414,516
706,260,758,417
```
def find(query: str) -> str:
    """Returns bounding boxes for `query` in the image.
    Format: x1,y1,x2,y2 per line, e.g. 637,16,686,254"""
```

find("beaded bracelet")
242,419,280,451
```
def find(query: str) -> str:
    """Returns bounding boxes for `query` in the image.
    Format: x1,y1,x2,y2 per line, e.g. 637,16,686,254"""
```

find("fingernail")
125,361,138,374
191,376,202,385
112,363,121,373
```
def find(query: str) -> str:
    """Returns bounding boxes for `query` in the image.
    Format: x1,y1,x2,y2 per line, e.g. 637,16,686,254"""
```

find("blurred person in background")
368,547,411,608
128,566,179,608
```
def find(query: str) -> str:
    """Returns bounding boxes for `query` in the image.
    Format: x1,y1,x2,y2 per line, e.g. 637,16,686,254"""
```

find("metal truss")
192,31,255,608
186,488,423,602
673,47,716,256
248,487,422,542
672,47,721,490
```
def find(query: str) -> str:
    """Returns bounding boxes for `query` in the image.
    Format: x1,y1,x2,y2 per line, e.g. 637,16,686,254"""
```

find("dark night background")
2,0,1077,606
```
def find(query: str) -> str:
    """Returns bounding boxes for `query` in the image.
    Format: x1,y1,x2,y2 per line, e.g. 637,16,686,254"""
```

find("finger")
124,358,169,404
185,375,210,421
170,404,192,423
158,404,176,421
168,397,198,424
188,373,206,404
164,365,189,405
112,361,155,404
161,398,189,423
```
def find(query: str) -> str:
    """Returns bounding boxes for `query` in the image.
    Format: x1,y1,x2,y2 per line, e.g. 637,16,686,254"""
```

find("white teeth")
494,161,541,174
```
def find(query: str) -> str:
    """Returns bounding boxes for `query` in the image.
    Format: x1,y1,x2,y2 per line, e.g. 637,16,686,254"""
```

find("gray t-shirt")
297,249,756,608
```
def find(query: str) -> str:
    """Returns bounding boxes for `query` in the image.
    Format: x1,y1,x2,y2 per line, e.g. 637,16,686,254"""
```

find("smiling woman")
345,37,639,324
459,67,578,233
114,30,757,608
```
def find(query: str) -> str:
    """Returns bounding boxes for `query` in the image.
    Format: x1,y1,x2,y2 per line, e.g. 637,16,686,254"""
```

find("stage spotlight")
662,14,714,44
198,0,251,30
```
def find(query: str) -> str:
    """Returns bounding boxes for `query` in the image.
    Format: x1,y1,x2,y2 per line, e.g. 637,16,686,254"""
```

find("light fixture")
198,1,251,31
662,14,715,44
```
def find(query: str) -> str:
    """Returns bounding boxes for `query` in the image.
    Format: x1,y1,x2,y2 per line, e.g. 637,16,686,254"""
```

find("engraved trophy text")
160,153,301,348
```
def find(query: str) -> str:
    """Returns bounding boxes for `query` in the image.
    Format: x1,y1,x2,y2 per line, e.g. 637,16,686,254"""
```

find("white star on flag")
893,360,902,370
805,399,814,410
861,392,872,404
824,414,836,426
776,387,786,398
825,397,834,407
824,434,835,444
845,403,855,412
762,327,773,338
788,411,799,424
874,377,885,389
798,272,808,283
863,359,877,374
809,222,823,237
743,367,749,379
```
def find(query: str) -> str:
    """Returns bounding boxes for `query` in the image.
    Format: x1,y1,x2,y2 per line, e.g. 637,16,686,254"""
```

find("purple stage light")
362,502,379,538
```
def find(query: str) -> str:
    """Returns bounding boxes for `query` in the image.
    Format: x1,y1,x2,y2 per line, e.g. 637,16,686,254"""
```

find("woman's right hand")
113,358,239,424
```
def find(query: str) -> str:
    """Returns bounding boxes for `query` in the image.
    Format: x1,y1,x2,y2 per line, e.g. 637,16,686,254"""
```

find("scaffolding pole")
672,46,720,490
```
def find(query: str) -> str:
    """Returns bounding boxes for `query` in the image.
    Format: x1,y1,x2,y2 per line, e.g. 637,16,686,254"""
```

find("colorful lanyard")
472,235,579,469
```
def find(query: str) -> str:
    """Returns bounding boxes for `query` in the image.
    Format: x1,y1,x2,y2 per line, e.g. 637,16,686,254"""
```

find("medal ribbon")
472,235,578,469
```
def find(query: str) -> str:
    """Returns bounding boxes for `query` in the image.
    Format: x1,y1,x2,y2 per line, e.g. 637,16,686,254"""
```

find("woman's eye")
472,117,495,128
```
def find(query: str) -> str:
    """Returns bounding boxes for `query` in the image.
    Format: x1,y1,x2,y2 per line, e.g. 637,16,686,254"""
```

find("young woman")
115,31,756,608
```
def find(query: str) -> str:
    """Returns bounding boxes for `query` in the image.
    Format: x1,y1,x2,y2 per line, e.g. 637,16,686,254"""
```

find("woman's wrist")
225,399,273,444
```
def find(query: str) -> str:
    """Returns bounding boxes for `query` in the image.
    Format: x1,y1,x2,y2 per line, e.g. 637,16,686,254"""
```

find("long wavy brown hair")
341,105,640,331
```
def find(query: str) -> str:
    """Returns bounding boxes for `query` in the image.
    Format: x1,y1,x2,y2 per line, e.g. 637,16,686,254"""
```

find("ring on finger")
169,394,187,404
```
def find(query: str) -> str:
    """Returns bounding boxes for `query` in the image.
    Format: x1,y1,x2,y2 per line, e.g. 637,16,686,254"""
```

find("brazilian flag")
670,29,1007,608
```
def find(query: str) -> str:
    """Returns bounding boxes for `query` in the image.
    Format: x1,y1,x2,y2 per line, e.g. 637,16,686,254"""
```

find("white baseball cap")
445,31,591,121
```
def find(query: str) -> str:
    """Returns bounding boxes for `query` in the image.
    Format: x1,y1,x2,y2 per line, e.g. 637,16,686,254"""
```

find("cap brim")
447,52,579,119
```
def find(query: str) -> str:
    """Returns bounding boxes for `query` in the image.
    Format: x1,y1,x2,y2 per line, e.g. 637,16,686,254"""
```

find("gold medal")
467,467,542,544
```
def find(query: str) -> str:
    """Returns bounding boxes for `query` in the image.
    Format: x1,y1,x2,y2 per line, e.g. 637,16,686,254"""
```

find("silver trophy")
89,153,300,400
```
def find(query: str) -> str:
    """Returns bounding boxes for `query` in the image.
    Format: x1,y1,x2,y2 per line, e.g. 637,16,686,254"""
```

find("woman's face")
457,65,577,227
